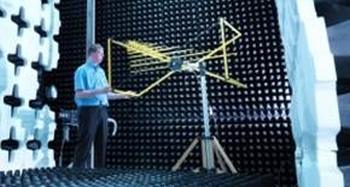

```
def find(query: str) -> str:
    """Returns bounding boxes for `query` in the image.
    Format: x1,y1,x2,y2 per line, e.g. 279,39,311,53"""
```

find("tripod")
171,63,238,174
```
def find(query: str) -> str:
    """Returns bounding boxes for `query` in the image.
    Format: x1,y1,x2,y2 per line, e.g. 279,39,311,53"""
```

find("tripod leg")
201,138,216,170
213,136,238,173
172,138,199,171
213,142,227,173
201,139,207,169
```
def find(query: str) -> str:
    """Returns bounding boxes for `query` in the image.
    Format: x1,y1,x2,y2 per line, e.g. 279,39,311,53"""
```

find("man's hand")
113,90,138,97
123,91,138,97
107,91,136,100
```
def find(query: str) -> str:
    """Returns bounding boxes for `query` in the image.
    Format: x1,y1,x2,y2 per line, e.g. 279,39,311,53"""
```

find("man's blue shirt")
74,59,109,107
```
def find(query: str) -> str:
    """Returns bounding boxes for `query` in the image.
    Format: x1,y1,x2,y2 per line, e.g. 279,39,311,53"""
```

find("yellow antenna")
114,40,171,62
107,18,246,97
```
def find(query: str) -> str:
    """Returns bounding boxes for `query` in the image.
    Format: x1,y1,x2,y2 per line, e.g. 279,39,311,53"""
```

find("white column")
275,0,344,186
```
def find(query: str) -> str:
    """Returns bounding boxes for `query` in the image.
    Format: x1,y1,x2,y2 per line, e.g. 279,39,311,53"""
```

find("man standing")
73,44,133,168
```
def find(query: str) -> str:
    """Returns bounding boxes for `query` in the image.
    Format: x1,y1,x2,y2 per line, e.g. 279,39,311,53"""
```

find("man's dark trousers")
73,106,108,168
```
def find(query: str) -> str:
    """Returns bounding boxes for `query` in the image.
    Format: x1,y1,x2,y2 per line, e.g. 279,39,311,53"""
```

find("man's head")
88,44,104,64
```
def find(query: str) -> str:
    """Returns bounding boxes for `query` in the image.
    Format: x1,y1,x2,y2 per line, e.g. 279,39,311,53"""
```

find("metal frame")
86,0,95,57
86,0,95,168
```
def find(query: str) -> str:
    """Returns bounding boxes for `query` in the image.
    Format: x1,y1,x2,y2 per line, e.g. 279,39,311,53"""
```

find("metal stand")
172,63,238,174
